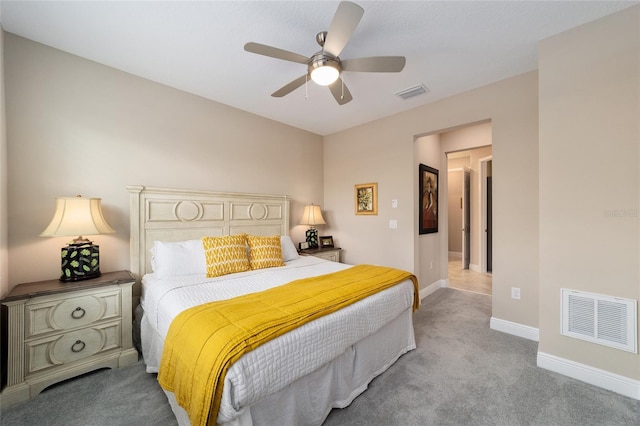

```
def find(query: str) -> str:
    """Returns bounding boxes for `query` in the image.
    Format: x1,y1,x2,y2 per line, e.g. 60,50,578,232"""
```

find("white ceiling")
1,1,637,136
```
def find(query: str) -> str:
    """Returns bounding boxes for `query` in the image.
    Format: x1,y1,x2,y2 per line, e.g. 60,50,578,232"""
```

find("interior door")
463,169,471,270
486,175,492,272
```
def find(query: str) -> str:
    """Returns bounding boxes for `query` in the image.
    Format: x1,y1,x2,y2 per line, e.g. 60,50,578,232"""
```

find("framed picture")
319,236,334,248
355,183,378,215
419,164,438,234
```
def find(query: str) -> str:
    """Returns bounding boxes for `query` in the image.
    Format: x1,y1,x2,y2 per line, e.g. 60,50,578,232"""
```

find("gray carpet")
2,288,639,425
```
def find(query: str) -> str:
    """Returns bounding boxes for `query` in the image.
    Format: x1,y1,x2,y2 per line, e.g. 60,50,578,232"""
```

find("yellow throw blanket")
158,264,419,426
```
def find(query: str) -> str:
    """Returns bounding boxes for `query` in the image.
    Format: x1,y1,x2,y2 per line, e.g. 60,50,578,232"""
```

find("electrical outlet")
389,219,398,229
511,287,521,300
391,199,398,208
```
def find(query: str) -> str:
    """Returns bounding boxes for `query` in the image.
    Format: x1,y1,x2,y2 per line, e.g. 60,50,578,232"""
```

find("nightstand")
0,270,138,408
299,247,342,263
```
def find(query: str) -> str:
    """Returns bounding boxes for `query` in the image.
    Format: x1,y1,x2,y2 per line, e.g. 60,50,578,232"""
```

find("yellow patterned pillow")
247,235,285,270
202,234,250,278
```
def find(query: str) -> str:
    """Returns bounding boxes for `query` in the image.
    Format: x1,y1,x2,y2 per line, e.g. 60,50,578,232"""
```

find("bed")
128,185,419,426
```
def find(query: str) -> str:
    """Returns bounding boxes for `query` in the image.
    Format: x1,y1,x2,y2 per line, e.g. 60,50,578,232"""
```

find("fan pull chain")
341,76,344,100
305,74,308,100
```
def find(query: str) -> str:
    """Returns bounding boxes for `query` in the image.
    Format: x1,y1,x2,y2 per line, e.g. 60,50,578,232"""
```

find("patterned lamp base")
60,243,101,282
305,228,319,249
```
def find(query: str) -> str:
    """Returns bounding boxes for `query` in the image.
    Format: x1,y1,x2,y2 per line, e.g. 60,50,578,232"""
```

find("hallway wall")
447,168,463,254
441,123,492,271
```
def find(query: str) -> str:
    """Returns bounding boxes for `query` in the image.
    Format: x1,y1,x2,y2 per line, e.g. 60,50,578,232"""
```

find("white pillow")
280,235,300,261
150,239,206,277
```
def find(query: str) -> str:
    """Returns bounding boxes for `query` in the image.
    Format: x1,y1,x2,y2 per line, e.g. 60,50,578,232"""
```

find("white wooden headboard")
127,185,290,284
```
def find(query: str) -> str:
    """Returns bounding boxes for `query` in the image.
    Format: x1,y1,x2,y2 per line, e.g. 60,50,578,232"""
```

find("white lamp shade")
40,196,115,238
300,204,326,226
310,66,339,86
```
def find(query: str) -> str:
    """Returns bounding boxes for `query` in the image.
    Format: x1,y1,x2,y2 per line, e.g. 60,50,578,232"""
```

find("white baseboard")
490,317,539,341
448,252,462,259
469,263,481,272
537,352,640,401
420,279,447,300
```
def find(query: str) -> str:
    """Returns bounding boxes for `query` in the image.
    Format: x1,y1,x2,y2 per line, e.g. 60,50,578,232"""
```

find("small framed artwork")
355,183,378,215
299,242,309,250
419,164,438,234
319,236,334,248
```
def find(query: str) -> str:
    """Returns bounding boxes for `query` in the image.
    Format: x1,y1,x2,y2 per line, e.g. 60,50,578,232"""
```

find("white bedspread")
141,256,415,423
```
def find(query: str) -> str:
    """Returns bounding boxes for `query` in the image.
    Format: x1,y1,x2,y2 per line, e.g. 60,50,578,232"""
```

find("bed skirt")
164,306,415,426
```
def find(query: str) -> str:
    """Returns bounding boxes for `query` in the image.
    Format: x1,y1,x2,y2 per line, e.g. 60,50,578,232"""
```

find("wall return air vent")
561,288,637,353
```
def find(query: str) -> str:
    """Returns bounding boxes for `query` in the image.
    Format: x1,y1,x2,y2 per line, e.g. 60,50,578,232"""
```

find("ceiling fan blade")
271,74,308,98
244,42,308,64
328,78,353,105
341,56,406,73
323,1,364,58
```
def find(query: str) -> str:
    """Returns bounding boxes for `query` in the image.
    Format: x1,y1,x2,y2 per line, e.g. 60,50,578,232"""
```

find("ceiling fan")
244,1,406,105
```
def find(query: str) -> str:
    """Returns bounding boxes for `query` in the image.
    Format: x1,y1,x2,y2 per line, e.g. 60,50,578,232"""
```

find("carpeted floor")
325,289,639,425
2,288,638,425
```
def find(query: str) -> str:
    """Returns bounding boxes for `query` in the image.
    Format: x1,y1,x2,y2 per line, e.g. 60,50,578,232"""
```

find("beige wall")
324,71,539,328
416,134,443,288
0,28,7,297
539,6,639,380
3,34,324,291
447,169,463,254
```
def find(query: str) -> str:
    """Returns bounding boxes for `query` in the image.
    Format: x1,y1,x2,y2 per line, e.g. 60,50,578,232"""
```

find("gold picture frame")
355,183,378,215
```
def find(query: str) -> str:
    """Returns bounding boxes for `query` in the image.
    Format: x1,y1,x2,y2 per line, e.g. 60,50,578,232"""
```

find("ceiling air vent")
561,288,637,353
395,84,429,100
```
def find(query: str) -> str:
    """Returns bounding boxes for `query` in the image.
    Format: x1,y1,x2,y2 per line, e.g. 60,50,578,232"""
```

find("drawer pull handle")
71,340,86,353
71,307,86,319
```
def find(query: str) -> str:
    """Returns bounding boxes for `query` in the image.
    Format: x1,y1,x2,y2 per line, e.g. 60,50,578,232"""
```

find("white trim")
469,263,481,273
448,251,462,258
420,279,447,300
537,352,640,401
490,317,539,341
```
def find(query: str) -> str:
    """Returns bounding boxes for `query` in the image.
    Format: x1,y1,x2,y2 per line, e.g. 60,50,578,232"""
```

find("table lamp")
300,204,326,249
40,195,115,281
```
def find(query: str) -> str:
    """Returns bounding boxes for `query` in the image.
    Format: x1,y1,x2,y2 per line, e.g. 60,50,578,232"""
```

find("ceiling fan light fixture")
247,1,401,105
310,66,340,86
309,53,341,86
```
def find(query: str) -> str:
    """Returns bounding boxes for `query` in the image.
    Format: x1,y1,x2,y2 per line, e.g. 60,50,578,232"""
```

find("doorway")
414,120,493,298
446,146,493,295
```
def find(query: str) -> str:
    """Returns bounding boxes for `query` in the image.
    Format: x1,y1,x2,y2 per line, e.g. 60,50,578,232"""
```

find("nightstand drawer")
314,251,340,262
26,321,122,374
25,289,121,338
299,247,342,263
